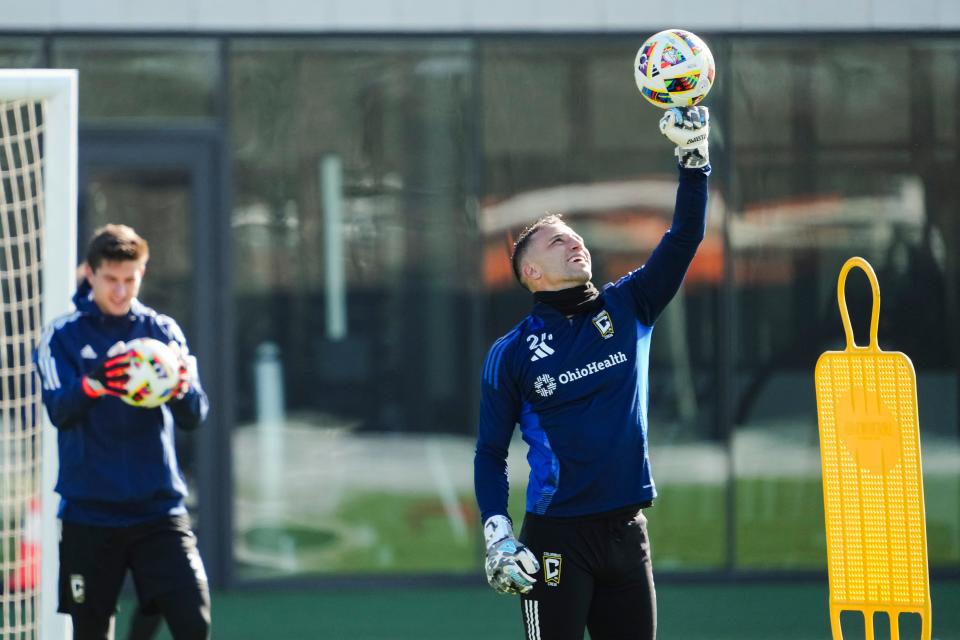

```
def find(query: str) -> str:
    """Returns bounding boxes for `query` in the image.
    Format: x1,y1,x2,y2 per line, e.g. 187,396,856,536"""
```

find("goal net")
0,70,77,640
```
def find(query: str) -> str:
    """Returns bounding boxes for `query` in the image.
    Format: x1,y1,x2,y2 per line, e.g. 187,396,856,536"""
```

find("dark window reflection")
0,37,44,68
730,38,960,568
230,40,480,578
52,38,218,122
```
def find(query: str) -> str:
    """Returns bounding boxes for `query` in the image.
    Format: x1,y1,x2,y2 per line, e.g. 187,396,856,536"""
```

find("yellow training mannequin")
814,257,931,640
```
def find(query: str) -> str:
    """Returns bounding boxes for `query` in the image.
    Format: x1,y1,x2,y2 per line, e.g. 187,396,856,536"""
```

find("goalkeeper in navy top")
35,225,210,640
475,107,711,640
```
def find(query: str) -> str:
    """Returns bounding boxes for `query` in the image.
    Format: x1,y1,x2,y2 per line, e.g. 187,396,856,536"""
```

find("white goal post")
0,69,77,640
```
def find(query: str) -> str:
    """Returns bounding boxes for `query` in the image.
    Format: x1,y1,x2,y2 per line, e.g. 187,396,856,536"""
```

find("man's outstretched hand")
660,106,710,169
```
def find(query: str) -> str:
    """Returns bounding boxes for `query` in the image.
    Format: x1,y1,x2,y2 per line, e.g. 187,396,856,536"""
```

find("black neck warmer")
534,282,603,316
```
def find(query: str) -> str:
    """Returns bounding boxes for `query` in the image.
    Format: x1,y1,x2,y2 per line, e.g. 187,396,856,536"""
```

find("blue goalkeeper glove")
659,106,710,169
483,515,540,595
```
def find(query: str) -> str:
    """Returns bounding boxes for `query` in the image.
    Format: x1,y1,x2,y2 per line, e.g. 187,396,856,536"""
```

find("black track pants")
518,507,655,640
59,515,210,640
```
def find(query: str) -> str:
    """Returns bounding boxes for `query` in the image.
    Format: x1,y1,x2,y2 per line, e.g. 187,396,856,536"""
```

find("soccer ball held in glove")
634,29,715,109
121,337,181,408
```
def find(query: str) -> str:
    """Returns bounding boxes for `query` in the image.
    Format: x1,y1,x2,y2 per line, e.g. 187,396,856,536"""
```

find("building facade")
3,1,959,588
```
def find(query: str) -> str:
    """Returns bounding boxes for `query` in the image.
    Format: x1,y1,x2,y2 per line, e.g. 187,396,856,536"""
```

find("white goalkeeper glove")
166,341,197,401
483,515,540,595
659,106,710,169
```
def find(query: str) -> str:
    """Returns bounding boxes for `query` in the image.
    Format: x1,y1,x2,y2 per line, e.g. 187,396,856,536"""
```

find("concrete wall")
3,0,959,33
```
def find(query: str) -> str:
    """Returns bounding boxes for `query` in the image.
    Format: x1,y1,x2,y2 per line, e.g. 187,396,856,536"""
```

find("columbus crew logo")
592,310,614,339
533,374,557,398
543,552,562,586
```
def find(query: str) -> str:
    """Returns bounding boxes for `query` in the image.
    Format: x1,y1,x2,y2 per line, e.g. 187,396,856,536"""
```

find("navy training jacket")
475,165,709,522
34,281,209,526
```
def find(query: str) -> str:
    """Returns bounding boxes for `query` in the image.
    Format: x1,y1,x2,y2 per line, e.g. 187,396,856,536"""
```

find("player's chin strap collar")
534,282,604,316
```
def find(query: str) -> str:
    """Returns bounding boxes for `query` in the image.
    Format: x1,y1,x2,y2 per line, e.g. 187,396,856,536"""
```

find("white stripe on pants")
524,599,541,640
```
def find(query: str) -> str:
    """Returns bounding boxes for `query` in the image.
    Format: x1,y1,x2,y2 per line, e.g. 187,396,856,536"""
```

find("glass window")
926,41,959,145
80,168,194,333
812,43,911,146
0,37,44,68
34,30,953,584
730,37,960,570
481,38,726,569
482,50,572,157
51,38,218,122
230,39,479,579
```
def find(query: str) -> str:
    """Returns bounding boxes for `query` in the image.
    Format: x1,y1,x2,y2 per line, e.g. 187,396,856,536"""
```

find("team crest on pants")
543,552,562,586
70,574,85,603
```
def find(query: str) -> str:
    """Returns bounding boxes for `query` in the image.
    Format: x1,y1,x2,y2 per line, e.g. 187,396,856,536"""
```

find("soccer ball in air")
121,338,181,409
634,29,715,109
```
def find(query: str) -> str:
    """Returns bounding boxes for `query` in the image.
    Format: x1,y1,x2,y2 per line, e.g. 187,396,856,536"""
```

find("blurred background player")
474,106,710,639
34,224,211,640
66,268,167,640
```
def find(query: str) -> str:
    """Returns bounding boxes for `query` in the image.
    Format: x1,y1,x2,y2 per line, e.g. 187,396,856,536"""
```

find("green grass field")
115,581,960,639
5,474,955,637
236,475,960,577
210,476,960,638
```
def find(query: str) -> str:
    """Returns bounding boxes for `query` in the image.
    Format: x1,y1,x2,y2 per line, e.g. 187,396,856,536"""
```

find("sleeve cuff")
679,163,711,177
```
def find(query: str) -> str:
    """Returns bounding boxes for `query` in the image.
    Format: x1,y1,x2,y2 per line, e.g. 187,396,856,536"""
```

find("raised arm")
616,107,711,326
